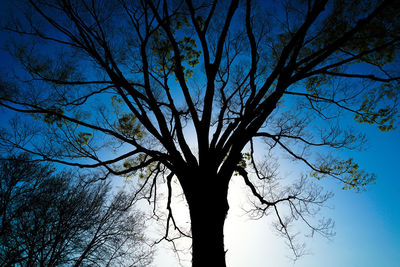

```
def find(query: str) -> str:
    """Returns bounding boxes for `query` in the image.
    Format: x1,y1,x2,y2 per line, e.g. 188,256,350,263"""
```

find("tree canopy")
0,153,153,266
0,0,399,266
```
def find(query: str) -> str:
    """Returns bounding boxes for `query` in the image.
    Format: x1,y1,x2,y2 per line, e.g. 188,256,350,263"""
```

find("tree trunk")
186,180,230,267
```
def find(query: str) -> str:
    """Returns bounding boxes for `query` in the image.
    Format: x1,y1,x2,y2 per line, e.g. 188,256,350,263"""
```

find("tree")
0,0,399,266
0,153,153,266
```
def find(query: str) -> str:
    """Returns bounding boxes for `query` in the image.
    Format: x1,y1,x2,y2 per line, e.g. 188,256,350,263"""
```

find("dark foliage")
0,154,153,266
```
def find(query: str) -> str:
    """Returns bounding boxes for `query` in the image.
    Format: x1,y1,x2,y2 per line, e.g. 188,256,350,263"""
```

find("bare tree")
0,153,153,266
0,0,399,266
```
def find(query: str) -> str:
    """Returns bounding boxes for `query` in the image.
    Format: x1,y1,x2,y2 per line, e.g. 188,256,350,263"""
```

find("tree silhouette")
0,0,399,266
0,153,153,266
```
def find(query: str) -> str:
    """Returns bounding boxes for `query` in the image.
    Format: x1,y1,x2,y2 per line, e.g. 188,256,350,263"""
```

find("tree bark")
185,177,230,267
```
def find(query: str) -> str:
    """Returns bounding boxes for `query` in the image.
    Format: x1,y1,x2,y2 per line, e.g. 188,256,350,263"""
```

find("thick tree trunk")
186,181,230,267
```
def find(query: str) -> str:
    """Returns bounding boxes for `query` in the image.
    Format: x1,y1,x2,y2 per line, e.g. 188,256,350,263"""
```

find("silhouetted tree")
0,154,153,266
0,0,399,266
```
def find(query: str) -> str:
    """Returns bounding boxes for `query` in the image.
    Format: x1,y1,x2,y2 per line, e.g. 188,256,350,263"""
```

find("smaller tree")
0,153,153,267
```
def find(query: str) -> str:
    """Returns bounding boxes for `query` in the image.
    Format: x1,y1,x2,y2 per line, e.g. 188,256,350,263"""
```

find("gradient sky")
151,123,400,267
227,126,400,267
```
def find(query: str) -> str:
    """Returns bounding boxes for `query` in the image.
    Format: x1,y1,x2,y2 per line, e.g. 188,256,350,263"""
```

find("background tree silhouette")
0,153,153,266
0,0,399,266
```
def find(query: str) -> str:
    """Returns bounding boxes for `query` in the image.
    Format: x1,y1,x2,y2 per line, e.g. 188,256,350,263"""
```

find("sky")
151,122,400,267
232,127,400,267
1,1,400,267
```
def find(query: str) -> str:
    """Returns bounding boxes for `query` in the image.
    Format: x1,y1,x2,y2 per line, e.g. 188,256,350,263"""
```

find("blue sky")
227,126,400,267
151,124,400,267
294,127,400,267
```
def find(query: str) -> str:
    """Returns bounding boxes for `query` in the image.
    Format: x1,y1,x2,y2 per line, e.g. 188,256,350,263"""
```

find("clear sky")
152,125,400,267
227,127,400,267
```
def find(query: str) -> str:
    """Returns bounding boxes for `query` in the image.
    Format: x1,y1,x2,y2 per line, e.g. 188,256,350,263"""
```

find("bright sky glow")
152,125,400,266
